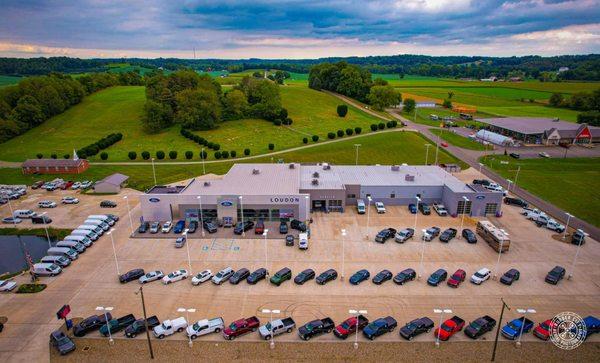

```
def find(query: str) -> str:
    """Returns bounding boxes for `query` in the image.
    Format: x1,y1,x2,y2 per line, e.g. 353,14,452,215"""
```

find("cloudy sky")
0,0,599,59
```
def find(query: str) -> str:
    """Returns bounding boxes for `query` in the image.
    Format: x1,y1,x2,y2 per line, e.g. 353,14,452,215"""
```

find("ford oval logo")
220,200,234,207
149,197,160,203
476,195,485,200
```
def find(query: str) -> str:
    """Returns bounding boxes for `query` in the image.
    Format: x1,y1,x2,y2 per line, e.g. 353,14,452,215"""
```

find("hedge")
328,132,336,139
63,154,70,159
168,151,177,159
337,130,344,137
214,151,222,159
36,153,43,159
156,150,165,160
230,150,237,158
100,152,108,160
77,133,122,158
141,151,150,160
268,143,275,150
346,128,353,136
303,137,308,144
128,151,137,160
378,122,385,130
221,151,229,159
312,135,319,142
370,124,378,131
51,153,57,159
185,151,193,159
355,127,362,134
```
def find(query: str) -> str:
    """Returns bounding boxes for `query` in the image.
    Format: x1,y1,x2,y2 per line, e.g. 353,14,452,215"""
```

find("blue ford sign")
476,195,485,200
149,197,160,203
220,200,234,207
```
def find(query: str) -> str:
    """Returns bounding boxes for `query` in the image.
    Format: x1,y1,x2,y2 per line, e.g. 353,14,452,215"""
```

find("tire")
287,328,292,333
177,328,184,332
408,335,413,341
191,335,197,340
427,328,431,333
252,327,257,332
130,333,136,338
305,335,310,341
215,328,221,333
159,334,165,339
265,335,271,340
327,328,332,333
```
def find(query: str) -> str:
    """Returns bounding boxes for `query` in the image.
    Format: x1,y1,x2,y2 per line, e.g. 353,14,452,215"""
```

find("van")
33,263,62,276
84,219,110,231
88,215,115,226
78,224,104,236
299,233,308,250
47,247,78,260
41,255,71,267
13,209,36,219
357,200,366,214
71,229,99,241
64,234,93,247
212,267,234,285
56,240,86,253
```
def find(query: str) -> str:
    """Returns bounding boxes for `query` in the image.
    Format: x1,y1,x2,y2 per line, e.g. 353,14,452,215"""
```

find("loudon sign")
270,196,301,203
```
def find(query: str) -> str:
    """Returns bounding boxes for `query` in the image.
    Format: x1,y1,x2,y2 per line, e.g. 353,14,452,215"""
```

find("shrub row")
127,149,249,161
76,133,122,159
369,121,397,131
326,127,363,140
180,128,220,151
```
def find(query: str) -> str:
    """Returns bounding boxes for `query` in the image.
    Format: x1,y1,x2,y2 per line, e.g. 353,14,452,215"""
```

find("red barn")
22,159,89,175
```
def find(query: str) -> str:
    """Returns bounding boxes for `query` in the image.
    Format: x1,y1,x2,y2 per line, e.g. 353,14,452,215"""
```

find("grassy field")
0,75,22,87
428,128,486,151
0,131,463,191
481,156,600,227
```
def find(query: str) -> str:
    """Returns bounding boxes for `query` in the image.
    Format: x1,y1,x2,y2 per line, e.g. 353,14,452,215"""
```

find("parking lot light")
419,228,427,279
106,228,120,276
196,196,205,237
458,196,469,239
262,308,281,349
96,306,115,345
433,308,452,347
568,229,587,280
354,144,361,165
201,147,206,175
182,229,192,275
562,212,573,241
263,229,269,275
493,230,509,280
341,229,347,281
506,179,513,193
177,307,196,347
151,158,157,186
349,309,367,349
424,144,431,165
239,196,245,236
365,196,372,240
478,162,484,174
39,212,52,249
515,308,536,347
123,195,134,236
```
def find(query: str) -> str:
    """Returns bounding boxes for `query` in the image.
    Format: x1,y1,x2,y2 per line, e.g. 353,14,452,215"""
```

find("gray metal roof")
476,117,600,135
97,173,129,186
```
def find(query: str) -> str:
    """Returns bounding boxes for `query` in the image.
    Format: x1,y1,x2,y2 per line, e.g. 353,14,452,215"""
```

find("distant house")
558,67,569,73
480,76,497,82
22,158,89,175
93,173,129,194
508,77,523,82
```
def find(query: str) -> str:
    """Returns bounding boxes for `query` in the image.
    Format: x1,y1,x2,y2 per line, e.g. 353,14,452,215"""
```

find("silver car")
139,270,164,284
175,237,186,248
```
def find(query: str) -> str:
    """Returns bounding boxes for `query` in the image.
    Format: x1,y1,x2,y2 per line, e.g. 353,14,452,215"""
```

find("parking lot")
0,171,599,361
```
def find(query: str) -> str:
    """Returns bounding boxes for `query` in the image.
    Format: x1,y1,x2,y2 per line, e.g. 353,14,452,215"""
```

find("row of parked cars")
374,226,478,244
0,185,27,204
31,179,94,191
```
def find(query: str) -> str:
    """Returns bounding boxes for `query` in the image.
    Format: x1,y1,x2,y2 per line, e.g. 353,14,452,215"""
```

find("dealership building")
140,163,504,223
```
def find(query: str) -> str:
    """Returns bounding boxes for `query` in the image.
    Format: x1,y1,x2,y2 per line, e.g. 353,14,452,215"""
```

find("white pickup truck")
432,203,448,216
186,317,224,339
258,317,296,340
544,219,566,233
153,317,188,339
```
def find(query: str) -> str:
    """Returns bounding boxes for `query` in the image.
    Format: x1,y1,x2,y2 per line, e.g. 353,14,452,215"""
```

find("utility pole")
138,286,154,359
491,298,510,362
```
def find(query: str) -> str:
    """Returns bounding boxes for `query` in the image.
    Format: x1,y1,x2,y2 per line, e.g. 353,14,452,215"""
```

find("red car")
61,181,74,190
533,319,555,340
447,269,466,288
441,142,449,147
254,219,265,235
222,316,260,340
434,316,465,341
333,314,369,339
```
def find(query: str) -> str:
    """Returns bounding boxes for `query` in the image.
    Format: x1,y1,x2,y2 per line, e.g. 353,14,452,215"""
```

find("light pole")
568,230,587,280
478,162,484,174
491,298,510,362
201,147,206,175
434,129,442,165
261,308,280,349
135,286,154,359
506,179,513,193
177,307,196,347
354,144,361,165
365,195,372,240
514,165,521,188
515,308,536,347
123,196,134,236
493,231,509,280
96,306,114,345
458,196,469,238
419,228,427,279
239,196,245,237
341,229,347,281
151,158,157,185
183,229,192,275
424,144,431,165
562,212,573,240
263,229,269,276
434,308,452,347
196,196,205,237
39,212,52,249
106,228,120,276
349,309,367,349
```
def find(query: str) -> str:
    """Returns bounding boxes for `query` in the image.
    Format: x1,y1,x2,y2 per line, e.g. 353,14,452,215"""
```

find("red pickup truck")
222,316,260,340
434,315,465,341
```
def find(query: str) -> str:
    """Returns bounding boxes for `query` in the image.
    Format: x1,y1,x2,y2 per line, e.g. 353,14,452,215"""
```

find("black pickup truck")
298,317,334,340
464,315,497,339
73,314,112,337
99,314,136,336
400,317,434,340
124,316,160,338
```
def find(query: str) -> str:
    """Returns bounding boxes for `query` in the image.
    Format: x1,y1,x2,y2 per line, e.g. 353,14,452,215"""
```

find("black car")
100,200,117,208
464,315,497,339
279,221,288,234
504,197,528,207
32,215,52,224
234,220,255,234
298,318,335,340
119,268,145,283
393,268,416,285
510,152,521,159
229,268,250,284
188,221,198,233
400,317,435,340
372,269,393,285
472,179,491,186
439,228,457,242
294,269,315,285
545,265,566,285
290,219,307,232
50,330,76,355
106,214,119,222
375,228,396,243
246,268,267,284
316,269,338,285
572,230,586,246
203,220,218,233
285,234,294,246
124,316,160,338
73,314,112,337
349,269,370,285
500,268,520,285
138,222,149,233
427,269,448,286
462,229,477,243
419,203,431,215
363,316,397,340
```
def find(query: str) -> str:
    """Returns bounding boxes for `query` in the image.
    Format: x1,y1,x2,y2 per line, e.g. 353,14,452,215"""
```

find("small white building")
93,173,129,194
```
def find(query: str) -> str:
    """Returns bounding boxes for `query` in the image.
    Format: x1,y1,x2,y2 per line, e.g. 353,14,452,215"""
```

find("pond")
0,235,56,275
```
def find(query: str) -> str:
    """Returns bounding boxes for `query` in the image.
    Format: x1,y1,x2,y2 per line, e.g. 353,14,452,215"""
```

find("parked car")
38,200,57,208
504,197,528,207
212,267,234,285
408,204,417,214
60,181,74,190
427,269,448,286
501,317,535,340
439,228,457,242
173,220,186,234
316,269,338,285
447,269,466,288
500,268,520,285
372,269,393,285
279,221,288,234
73,314,112,337
394,268,416,285
294,269,315,285
375,228,396,243
539,151,550,158
100,200,117,208
230,268,250,284
290,219,307,232
234,220,255,234
71,182,81,190
119,268,145,283
2,217,21,224
298,233,309,250
334,315,369,339
174,236,186,248
285,234,294,246
472,179,491,186
31,181,45,189
375,202,386,213
544,219,565,233
254,219,265,234
349,269,370,285
188,221,198,233
50,330,76,355
270,267,292,286
222,316,260,340
203,220,218,233
572,229,586,246
363,316,397,340
400,317,435,340
149,222,160,234
533,319,555,340
125,316,160,338
509,152,520,159
138,222,149,233
583,316,600,340
419,203,431,215
422,227,441,241
470,268,491,285
433,202,448,216
298,318,334,340
464,315,496,339
100,314,136,336
162,269,189,284
434,316,465,341
462,228,478,243
153,317,188,339
161,221,173,233
259,317,296,340
192,270,213,285
395,228,414,243
187,317,225,339
139,270,164,284
0,279,17,292
247,268,267,284
545,265,566,285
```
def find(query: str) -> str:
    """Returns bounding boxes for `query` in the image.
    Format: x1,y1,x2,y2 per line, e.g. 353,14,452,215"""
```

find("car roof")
477,268,490,273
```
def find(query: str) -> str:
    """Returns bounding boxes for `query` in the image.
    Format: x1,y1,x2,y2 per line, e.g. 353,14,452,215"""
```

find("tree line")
549,88,600,126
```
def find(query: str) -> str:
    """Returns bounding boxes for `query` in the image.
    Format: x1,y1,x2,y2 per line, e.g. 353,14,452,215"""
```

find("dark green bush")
141,151,150,160
185,151,193,159
303,137,308,144
128,151,137,160
214,151,222,159
346,128,353,136
337,130,344,137
100,152,108,160
328,132,336,139
156,150,165,160
244,148,251,156
168,151,177,159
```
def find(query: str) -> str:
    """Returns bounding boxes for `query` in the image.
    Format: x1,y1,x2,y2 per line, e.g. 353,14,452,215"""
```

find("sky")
0,0,599,59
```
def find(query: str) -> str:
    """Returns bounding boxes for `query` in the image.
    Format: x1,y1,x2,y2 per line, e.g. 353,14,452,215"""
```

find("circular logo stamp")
549,312,587,350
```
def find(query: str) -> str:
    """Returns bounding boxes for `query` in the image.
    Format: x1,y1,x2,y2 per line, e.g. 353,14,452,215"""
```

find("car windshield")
265,323,272,331
508,321,519,330
470,321,481,330
405,322,417,331
229,323,238,331
216,272,224,278
341,321,352,330
475,271,486,278
193,322,202,330
540,322,550,330
168,273,176,278
441,323,453,332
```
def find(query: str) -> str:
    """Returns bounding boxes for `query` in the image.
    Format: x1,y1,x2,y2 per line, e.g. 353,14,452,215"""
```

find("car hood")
427,276,439,284
223,327,236,335
400,326,414,336
335,325,349,335
258,325,271,335
464,325,478,336
363,325,378,336
502,325,518,337
349,276,362,283
500,275,512,283
298,326,311,335
447,278,460,285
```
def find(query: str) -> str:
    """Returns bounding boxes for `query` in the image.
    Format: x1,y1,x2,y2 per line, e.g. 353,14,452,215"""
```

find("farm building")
475,129,515,146
93,173,129,193
22,158,89,175
476,117,600,145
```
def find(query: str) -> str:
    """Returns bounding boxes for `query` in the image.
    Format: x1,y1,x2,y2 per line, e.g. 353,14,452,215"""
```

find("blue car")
362,316,397,340
501,317,534,340
349,269,370,285
584,316,600,340
173,220,186,234
408,204,417,214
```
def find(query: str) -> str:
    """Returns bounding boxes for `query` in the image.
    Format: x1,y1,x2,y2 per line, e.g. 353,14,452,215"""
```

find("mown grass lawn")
481,155,600,227
428,128,486,151
0,75,22,87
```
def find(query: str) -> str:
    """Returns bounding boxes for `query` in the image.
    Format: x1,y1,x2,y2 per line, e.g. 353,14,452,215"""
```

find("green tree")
168,151,178,159
128,151,137,160
442,99,452,109
372,78,388,86
244,148,251,156
367,85,402,111
12,95,45,126
142,100,173,134
337,105,348,117
156,150,165,160
175,88,221,130
403,98,416,114
141,151,150,160
100,152,108,160
312,135,319,142
222,89,248,120
185,151,193,159
549,93,564,107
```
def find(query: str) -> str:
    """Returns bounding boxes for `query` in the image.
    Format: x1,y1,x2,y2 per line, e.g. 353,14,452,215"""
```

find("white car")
71,182,81,190
375,202,386,214
80,181,93,189
186,317,225,339
61,196,79,204
470,268,491,285
153,317,188,339
139,270,164,284
192,270,213,285
38,200,57,208
162,269,189,284
546,219,566,233
432,202,448,216
0,279,17,292
211,267,234,285
161,221,173,233
2,217,22,224
539,152,550,158
484,184,507,196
